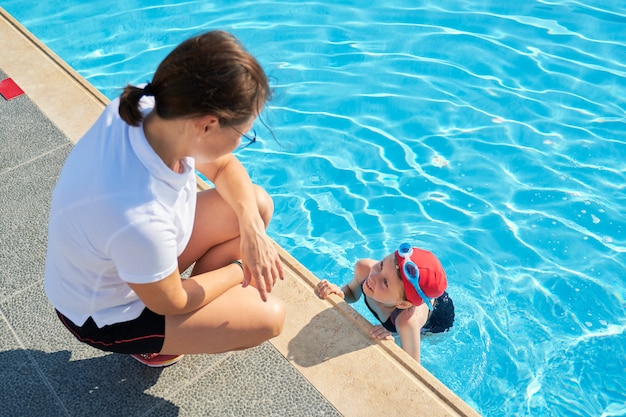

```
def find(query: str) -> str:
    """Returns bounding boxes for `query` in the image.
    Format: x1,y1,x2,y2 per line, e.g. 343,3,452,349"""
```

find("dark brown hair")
119,30,270,127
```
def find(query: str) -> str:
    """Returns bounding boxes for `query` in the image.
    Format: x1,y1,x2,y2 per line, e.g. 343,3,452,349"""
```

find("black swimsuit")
363,296,403,333
362,284,446,333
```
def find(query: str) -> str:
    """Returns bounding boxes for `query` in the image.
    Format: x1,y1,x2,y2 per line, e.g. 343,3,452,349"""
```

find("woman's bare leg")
178,184,274,274
160,284,285,354
163,184,283,354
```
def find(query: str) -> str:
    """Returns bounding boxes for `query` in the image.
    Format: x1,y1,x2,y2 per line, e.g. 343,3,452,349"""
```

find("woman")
44,31,285,367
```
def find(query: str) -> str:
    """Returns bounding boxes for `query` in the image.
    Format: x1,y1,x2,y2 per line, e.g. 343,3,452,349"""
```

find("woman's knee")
262,296,286,338
254,184,274,227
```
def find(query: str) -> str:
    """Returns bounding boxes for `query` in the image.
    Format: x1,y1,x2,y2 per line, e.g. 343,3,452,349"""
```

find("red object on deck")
0,78,25,100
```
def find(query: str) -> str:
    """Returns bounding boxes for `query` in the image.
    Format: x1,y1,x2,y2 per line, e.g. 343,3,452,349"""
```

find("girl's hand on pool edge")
315,280,345,299
370,325,394,341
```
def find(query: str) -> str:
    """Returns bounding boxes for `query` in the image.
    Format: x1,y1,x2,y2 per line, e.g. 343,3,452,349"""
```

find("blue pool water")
3,1,625,415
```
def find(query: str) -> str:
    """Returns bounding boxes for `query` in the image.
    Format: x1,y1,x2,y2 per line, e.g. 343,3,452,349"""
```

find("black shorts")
55,308,166,354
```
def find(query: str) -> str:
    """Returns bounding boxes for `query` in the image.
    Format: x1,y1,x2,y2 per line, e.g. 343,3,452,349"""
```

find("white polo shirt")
44,97,197,328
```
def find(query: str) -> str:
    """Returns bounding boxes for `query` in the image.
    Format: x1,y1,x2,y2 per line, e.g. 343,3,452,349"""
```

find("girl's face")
362,253,406,306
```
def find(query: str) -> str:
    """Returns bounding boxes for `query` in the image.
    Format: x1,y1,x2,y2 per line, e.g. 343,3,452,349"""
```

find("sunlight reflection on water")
4,1,626,415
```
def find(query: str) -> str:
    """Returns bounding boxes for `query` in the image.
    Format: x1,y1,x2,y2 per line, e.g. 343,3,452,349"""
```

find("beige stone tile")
0,8,106,143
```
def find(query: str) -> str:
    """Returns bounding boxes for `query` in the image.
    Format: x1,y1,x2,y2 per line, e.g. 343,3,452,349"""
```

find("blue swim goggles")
398,243,434,311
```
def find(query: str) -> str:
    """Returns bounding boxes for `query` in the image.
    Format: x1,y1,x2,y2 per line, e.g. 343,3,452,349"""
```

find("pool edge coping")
0,7,480,417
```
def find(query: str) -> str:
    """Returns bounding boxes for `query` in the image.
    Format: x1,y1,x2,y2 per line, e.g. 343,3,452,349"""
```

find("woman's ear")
197,114,219,134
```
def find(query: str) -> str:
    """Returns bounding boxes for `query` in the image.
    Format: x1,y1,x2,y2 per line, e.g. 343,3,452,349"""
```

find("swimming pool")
3,1,625,416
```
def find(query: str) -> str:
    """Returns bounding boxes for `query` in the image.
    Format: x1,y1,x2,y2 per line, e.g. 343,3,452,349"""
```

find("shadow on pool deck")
0,7,480,417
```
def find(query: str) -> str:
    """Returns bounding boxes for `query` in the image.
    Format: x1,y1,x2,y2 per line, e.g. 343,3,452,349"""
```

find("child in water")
315,243,454,362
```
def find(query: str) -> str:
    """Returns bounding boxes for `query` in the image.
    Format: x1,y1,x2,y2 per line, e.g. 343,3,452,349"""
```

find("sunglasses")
397,243,433,310
229,125,257,149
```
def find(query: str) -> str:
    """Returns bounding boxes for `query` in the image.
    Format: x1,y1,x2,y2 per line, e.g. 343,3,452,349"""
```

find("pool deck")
0,8,480,417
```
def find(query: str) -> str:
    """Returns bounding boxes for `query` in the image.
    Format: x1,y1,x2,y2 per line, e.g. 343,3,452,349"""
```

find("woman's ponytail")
118,84,152,126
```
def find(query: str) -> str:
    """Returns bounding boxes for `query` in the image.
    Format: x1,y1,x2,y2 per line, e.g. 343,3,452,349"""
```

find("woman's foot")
130,353,184,367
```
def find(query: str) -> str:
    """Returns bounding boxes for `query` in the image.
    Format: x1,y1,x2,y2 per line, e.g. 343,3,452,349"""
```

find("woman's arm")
128,263,244,316
196,154,282,301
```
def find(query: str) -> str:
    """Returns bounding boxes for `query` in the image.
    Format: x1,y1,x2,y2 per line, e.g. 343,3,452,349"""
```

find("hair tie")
143,83,154,96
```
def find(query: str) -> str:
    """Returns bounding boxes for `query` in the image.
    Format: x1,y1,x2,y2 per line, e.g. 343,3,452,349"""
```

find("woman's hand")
200,154,284,302
369,324,395,341
315,279,345,299
240,224,283,302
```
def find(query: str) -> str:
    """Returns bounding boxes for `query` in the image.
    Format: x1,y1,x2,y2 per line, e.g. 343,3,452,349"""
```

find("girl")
315,243,454,362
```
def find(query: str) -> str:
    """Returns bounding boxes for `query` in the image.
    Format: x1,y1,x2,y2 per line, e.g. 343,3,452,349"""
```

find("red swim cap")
395,246,447,306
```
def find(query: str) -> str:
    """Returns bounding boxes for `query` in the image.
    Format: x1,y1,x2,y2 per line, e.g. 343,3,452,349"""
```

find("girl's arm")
394,304,430,362
342,258,375,302
315,258,375,303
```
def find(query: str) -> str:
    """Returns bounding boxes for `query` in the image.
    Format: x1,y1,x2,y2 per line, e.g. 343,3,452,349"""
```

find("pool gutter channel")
0,7,479,417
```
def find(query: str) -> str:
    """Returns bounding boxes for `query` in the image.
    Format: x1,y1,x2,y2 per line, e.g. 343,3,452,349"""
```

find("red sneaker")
130,353,184,367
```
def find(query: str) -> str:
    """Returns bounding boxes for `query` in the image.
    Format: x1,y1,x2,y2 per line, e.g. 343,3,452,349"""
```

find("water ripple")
4,0,626,416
